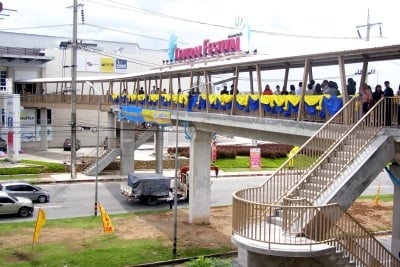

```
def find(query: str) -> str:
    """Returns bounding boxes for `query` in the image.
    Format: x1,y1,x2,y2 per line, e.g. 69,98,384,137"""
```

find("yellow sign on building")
100,57,114,73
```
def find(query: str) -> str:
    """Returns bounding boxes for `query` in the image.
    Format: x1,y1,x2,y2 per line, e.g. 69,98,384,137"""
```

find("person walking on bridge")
383,81,394,126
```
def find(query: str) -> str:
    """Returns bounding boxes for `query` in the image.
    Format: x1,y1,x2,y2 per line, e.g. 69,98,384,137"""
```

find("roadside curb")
20,172,272,184
127,251,238,267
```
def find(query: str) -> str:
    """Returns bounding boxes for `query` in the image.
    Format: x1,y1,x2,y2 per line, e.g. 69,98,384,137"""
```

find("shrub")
169,143,293,160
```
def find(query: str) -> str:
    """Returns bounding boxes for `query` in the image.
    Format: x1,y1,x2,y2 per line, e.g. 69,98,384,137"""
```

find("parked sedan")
0,191,34,217
0,182,50,203
63,138,81,151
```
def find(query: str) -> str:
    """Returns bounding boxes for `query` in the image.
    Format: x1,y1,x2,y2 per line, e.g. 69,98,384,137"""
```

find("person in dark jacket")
347,78,356,96
372,84,383,104
383,81,394,126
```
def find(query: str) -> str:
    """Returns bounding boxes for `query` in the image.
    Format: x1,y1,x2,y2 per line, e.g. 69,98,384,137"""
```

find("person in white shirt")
274,85,281,95
295,82,302,95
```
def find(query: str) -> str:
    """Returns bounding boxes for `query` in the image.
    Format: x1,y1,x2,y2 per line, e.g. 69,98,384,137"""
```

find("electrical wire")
0,1,365,43
81,46,160,68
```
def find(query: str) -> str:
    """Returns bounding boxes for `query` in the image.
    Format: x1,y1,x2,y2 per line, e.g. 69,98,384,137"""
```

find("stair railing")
237,96,359,204
284,97,386,203
232,198,400,266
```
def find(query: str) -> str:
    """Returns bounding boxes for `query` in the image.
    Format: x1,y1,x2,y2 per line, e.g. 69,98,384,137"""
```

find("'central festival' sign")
174,37,241,61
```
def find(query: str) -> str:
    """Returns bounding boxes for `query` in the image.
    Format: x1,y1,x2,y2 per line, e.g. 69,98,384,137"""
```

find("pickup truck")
120,173,188,205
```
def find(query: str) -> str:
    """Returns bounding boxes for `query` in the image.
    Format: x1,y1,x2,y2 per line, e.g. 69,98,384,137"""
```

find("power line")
84,23,180,44
86,0,360,40
0,1,361,42
0,24,73,31
81,46,160,68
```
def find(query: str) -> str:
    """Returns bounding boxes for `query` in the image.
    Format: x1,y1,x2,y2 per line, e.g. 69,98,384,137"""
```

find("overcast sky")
1,0,399,51
1,0,400,86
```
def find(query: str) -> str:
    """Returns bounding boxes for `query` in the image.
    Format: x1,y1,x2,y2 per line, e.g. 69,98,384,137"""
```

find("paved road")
1,170,393,223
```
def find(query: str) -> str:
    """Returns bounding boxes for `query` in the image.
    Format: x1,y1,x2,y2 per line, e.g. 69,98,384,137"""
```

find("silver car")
0,191,34,217
0,182,50,203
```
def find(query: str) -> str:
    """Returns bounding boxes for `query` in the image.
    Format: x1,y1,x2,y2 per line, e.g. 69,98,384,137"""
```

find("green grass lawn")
0,159,67,181
215,156,285,170
214,154,313,170
0,213,232,267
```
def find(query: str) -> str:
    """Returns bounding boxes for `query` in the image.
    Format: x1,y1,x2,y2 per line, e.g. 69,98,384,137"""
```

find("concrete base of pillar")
237,247,341,267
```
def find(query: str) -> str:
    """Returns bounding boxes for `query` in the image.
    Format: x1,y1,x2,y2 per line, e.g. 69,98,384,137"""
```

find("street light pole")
172,90,181,257
172,88,192,256
86,81,100,216
70,0,78,179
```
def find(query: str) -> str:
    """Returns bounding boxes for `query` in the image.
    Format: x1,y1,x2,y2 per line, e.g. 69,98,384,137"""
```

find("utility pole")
70,0,78,179
356,9,382,41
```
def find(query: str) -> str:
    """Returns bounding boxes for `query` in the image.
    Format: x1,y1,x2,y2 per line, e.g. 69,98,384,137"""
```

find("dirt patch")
0,206,235,251
347,200,393,231
0,201,392,251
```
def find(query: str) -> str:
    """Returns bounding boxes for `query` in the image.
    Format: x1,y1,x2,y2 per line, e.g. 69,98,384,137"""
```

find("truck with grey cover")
120,173,188,205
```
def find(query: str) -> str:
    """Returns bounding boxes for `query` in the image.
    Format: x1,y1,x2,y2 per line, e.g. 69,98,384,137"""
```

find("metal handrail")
286,97,385,202
234,96,358,205
232,97,400,266
231,199,400,266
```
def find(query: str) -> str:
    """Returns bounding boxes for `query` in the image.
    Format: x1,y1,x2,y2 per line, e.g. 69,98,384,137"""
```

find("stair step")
294,188,319,200
313,169,336,178
321,161,344,170
324,250,356,267
328,157,348,164
267,215,282,227
308,176,330,185
335,150,353,158
341,144,359,152
303,182,324,191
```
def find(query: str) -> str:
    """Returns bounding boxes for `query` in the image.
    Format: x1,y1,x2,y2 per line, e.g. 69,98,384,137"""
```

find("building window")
0,71,7,92
1,109,4,126
36,109,52,125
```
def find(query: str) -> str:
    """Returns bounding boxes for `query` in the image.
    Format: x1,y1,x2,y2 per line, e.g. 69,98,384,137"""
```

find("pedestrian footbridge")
231,98,400,266
17,44,400,266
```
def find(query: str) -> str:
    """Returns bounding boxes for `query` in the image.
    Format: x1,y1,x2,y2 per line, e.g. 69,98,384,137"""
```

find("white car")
0,182,50,203
0,191,34,217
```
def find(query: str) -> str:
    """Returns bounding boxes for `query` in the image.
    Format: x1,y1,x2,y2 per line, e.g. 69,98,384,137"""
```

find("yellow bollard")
373,182,381,207
288,146,300,169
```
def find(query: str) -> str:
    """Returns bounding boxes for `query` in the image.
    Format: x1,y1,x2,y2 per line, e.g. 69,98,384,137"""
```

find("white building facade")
0,31,167,150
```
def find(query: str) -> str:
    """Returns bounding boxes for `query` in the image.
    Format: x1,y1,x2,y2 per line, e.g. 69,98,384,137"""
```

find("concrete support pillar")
155,125,164,174
389,164,400,260
188,129,212,224
39,108,48,151
107,112,117,148
120,121,136,175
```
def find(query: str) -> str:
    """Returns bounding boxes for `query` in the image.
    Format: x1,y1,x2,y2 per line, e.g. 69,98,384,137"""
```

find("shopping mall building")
0,31,166,150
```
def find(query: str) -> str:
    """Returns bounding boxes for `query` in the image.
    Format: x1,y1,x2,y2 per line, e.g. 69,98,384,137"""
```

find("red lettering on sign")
174,37,241,61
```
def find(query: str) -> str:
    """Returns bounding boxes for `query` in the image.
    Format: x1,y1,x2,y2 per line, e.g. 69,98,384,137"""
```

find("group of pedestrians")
261,78,399,126
359,80,400,126
220,84,239,95
262,80,338,96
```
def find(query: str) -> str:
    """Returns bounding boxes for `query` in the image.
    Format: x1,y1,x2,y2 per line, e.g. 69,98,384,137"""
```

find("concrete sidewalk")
2,147,273,184
34,168,272,184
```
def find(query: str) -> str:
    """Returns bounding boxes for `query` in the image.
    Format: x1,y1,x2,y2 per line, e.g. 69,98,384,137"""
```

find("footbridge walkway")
16,44,400,266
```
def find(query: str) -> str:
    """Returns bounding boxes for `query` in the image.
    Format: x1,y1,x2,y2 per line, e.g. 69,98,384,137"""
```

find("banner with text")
249,147,261,170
